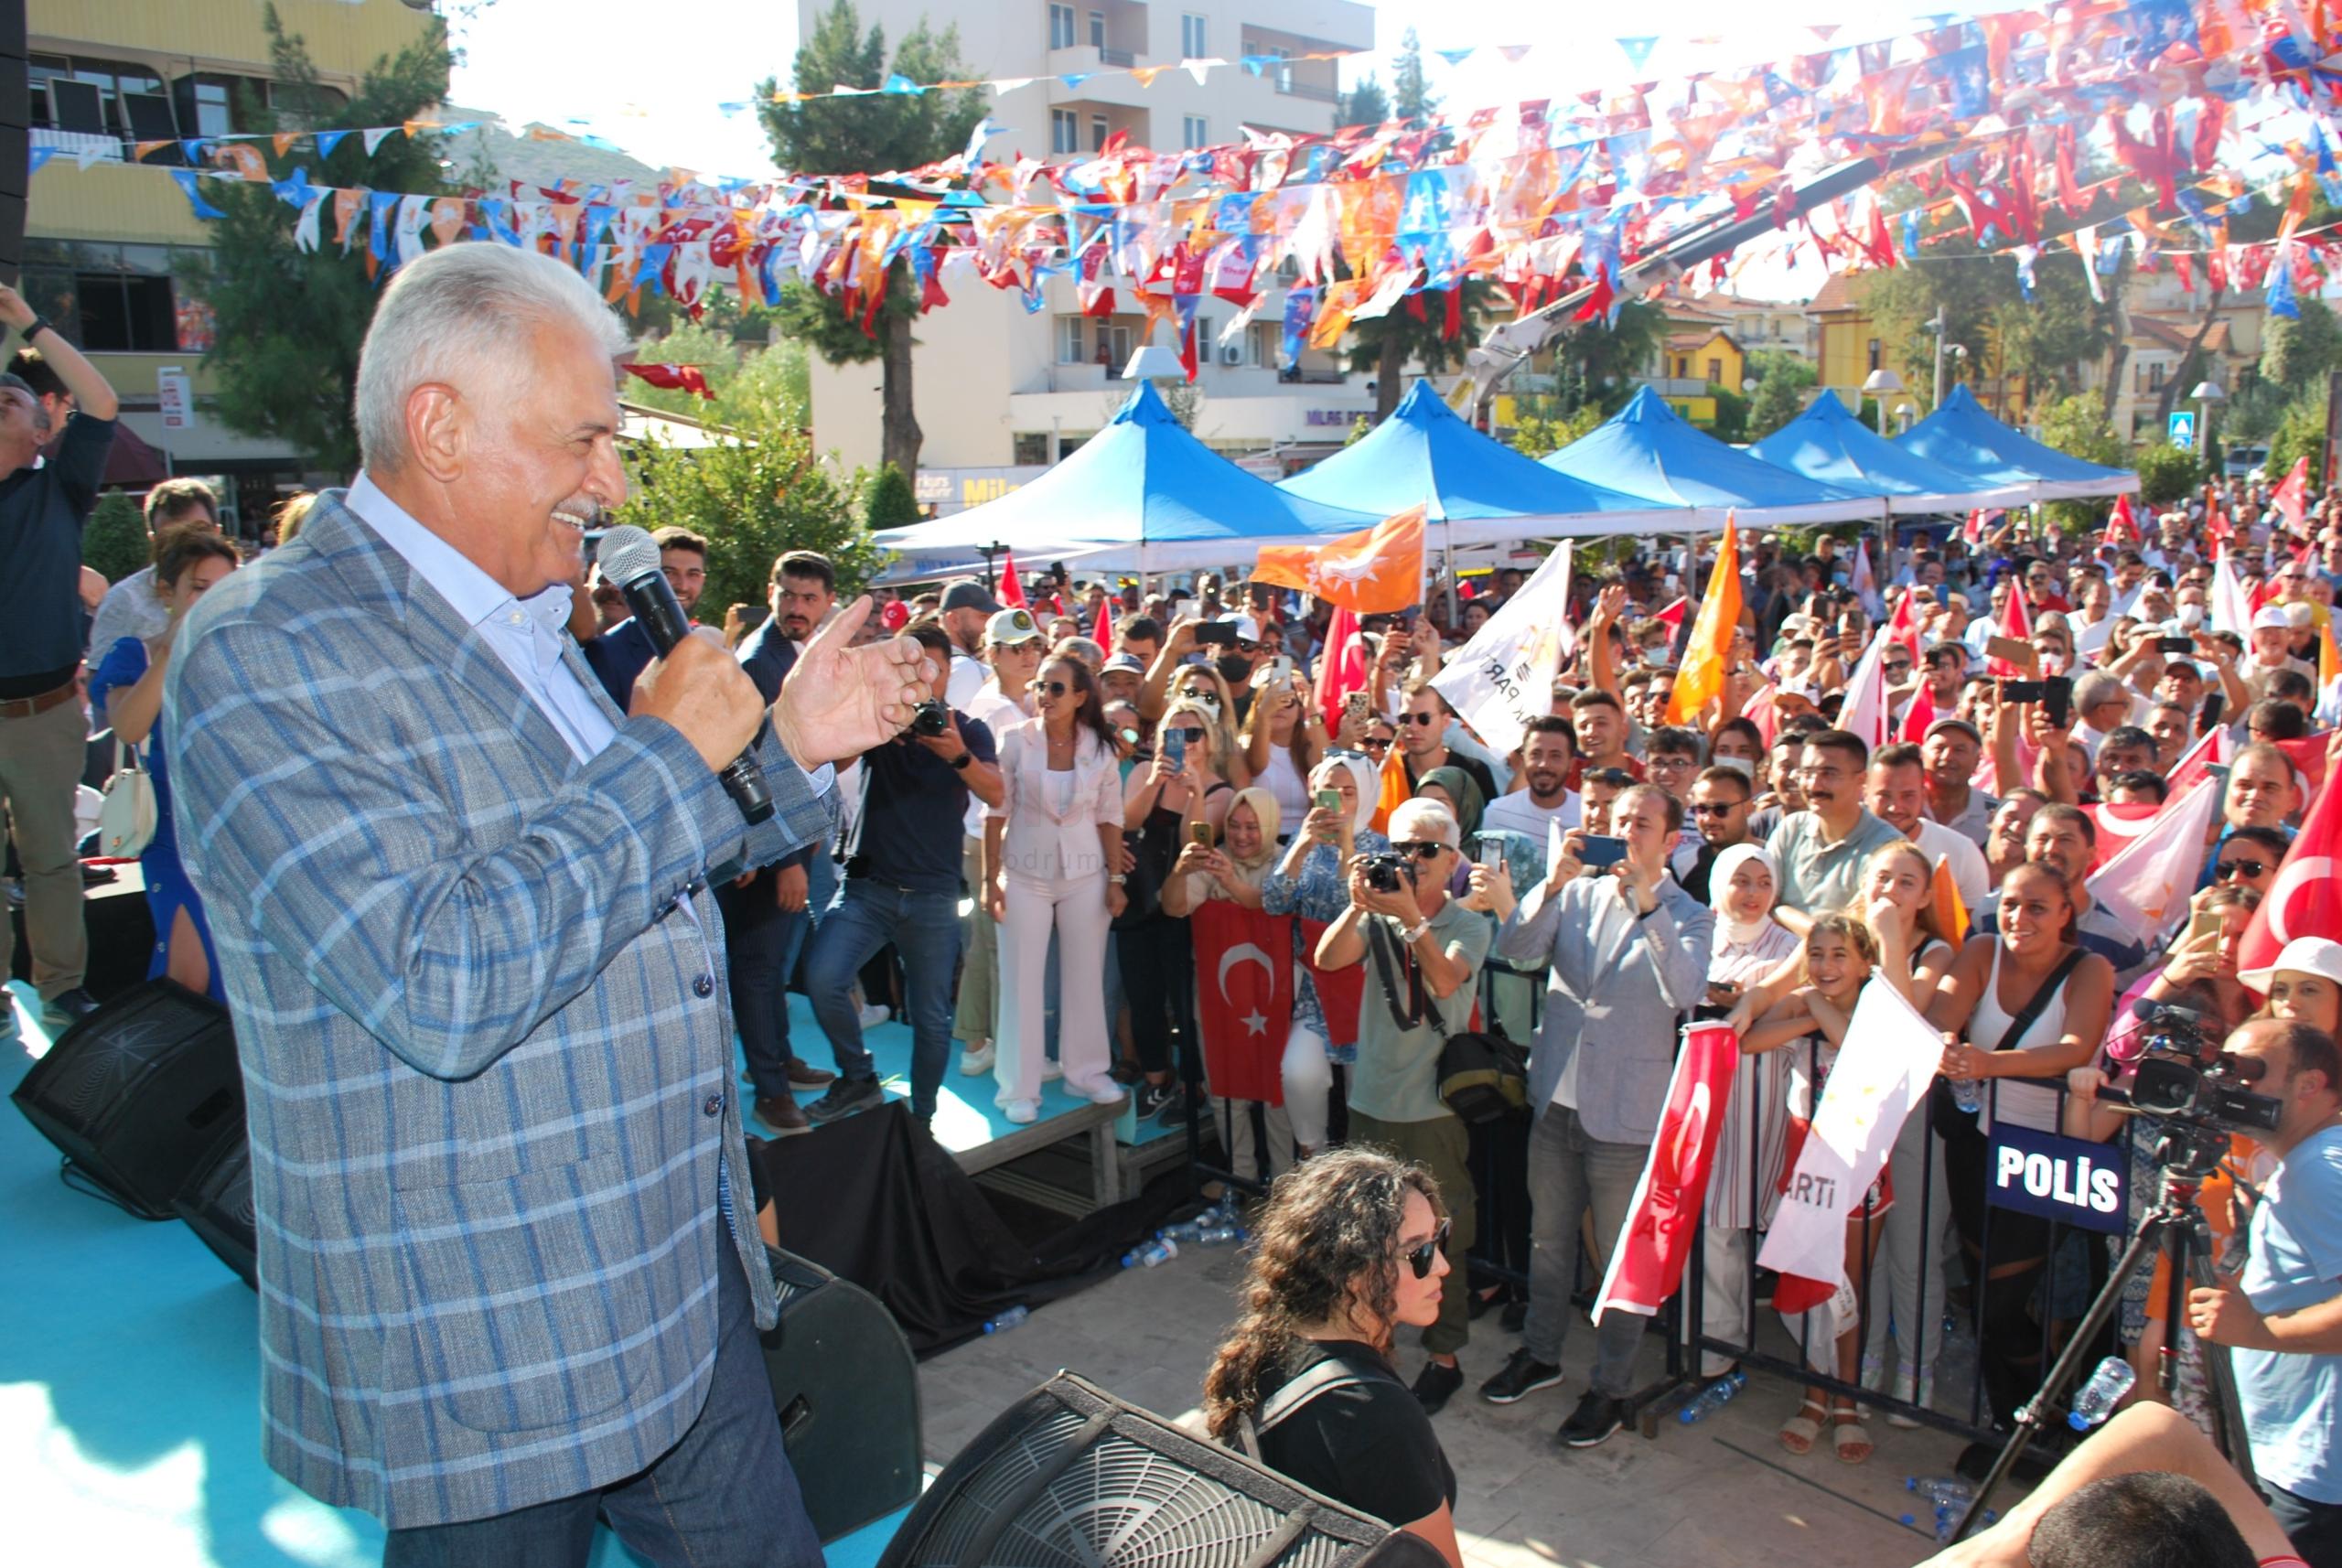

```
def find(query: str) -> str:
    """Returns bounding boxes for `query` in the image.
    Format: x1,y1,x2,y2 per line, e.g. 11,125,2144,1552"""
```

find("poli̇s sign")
1987,1122,2128,1234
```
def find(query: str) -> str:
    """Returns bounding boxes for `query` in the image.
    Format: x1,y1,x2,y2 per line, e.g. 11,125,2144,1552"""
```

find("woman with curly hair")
1202,1149,1462,1568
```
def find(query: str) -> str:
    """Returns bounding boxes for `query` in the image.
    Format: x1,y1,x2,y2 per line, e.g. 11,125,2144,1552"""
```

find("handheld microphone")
596,525,775,824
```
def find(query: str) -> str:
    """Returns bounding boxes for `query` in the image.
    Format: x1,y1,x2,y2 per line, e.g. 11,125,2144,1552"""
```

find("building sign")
2168,411,2197,449
1302,408,1371,427
1986,1122,2128,1234
157,367,193,431
913,466,1050,514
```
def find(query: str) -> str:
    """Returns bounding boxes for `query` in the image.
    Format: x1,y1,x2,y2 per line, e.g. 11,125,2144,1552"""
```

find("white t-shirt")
1912,817,1992,918
1484,788,1582,840
960,681,1029,838
947,651,987,710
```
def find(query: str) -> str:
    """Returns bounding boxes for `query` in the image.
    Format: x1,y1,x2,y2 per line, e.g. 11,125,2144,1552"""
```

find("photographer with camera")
1314,799,1493,1413
1470,783,1712,1447
2182,1014,2342,1568
799,621,1002,1126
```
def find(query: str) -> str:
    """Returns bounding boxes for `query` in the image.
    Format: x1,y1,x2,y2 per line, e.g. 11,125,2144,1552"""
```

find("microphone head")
596,524,662,586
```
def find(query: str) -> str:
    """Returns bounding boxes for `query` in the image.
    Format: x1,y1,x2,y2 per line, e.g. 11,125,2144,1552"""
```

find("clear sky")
446,0,1980,183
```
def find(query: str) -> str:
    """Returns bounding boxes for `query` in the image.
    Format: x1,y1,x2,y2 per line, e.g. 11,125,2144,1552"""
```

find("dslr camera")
908,699,952,737
1359,851,1416,895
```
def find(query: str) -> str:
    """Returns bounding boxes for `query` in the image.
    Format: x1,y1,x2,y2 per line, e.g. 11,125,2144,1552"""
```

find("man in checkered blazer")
165,243,930,1565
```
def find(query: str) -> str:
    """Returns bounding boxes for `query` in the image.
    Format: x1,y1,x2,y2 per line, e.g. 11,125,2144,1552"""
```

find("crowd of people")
3,237,2338,1568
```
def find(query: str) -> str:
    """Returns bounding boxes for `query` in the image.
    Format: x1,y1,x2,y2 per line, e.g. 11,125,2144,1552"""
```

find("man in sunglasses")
1671,765,1756,905
1397,682,1499,806
1315,799,1493,1415
1474,783,1712,1447
2208,826,2290,897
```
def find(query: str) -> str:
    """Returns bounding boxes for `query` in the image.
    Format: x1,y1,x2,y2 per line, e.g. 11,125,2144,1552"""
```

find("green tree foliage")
187,5,454,472
1860,247,2113,410
1746,361,1810,439
2263,297,2342,392
1347,281,1498,422
1391,28,1438,120
1338,71,1390,129
618,383,883,618
2035,392,2126,530
1548,301,1668,415
862,462,920,528
1501,398,1604,459
2267,389,2329,483
1342,413,1373,446
83,494,149,585
755,1,986,478
2131,442,2201,507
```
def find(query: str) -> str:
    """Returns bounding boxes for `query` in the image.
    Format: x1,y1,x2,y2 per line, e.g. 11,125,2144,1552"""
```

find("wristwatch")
1109,873,1129,885
1400,919,1429,945
22,315,52,342
948,751,972,769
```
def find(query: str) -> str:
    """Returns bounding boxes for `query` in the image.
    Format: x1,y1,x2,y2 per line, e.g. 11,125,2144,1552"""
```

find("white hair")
1387,799,1459,849
354,242,629,471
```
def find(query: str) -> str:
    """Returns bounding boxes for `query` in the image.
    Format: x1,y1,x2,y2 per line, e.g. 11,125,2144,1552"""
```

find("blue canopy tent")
1747,390,2030,516
1540,387,1883,525
1896,383,2139,502
871,381,1381,577
1276,379,1689,542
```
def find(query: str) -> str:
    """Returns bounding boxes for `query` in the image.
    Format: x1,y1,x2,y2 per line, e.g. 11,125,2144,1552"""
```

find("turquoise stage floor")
0,977,969,1567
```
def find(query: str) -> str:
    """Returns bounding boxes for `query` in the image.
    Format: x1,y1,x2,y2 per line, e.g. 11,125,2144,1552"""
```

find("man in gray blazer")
1473,782,1712,1449
166,243,929,1565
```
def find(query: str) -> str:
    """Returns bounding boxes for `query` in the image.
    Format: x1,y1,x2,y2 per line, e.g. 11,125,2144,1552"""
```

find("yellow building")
1808,271,1882,414
24,0,435,526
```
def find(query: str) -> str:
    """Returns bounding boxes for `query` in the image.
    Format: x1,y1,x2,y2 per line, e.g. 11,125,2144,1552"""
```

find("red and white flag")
1836,623,1894,753
2083,801,2164,871
2101,494,2140,547
1314,603,1370,731
1897,679,1938,745
998,551,1027,609
1595,1022,1741,1322
1187,901,1294,1103
2273,456,2311,528
1850,540,1885,618
2088,777,2220,940
2165,724,2231,800
2212,547,2255,638
2236,749,2342,976
1987,575,2033,676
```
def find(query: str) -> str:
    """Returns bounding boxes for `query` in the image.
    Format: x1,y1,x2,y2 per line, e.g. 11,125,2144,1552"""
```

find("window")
1707,357,1723,383
1671,355,1687,377
1089,10,1106,47
173,74,267,139
1048,4,1076,48
1866,338,1882,372
1014,433,1053,466
1248,322,1279,368
1183,114,1209,150
1090,113,1110,151
1051,108,1079,155
45,243,189,352
30,54,167,142
1096,321,1133,373
1058,316,1087,364
1182,13,1208,56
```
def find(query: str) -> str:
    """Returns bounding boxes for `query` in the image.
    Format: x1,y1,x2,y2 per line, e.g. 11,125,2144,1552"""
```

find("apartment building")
24,0,435,527
798,0,1377,492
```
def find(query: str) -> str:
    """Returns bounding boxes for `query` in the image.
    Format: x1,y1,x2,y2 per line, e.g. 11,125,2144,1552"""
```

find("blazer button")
704,1092,724,1118
693,972,715,998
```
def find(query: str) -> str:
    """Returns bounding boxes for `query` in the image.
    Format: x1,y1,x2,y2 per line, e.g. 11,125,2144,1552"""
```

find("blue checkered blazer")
164,492,831,1528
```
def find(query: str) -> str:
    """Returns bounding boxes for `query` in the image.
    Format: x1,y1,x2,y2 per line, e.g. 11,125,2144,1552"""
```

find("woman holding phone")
1240,667,1327,836
1122,697,1238,1122
1166,789,1288,1179
1262,755,1387,1156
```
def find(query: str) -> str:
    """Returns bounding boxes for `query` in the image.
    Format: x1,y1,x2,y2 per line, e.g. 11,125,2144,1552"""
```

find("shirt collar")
344,472,575,635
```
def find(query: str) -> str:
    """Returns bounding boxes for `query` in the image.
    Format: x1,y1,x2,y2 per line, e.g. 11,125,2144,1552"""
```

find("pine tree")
862,462,921,528
1391,29,1438,121
83,494,149,585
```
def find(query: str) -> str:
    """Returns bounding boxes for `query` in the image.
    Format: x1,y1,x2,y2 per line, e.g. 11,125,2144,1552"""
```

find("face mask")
1216,653,1253,683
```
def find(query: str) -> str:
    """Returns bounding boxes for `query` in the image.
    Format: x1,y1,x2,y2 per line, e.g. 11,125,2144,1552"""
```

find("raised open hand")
772,595,934,768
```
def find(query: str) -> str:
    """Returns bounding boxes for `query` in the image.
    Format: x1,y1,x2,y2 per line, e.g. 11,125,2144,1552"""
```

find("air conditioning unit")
1219,344,1243,366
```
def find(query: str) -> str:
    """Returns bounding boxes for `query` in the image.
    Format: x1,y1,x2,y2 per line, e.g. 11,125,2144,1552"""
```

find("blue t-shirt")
847,713,995,895
2236,1122,2342,1503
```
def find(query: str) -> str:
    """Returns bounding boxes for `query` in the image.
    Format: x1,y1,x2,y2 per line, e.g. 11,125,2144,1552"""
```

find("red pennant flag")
1187,901,1294,1102
1987,573,2032,677
620,361,714,399
2273,456,2310,528
998,551,1026,608
2235,748,2342,976
1652,596,1690,629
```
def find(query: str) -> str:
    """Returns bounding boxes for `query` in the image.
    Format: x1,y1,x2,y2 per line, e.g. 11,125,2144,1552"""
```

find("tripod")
1953,1127,2256,1541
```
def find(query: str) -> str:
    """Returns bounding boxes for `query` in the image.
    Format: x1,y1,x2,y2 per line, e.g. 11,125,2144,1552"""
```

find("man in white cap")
2246,603,2318,703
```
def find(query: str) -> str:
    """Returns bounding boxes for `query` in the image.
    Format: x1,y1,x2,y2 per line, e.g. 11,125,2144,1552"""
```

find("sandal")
1831,1403,1874,1465
1778,1398,1827,1455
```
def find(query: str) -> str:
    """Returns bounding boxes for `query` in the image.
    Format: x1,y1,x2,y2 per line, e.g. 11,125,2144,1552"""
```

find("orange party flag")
1369,732,1413,836
1664,513,1742,725
1252,505,1426,615
1930,856,1969,946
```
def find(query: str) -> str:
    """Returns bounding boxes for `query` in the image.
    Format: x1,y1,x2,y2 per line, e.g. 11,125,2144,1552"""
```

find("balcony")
1274,78,1339,103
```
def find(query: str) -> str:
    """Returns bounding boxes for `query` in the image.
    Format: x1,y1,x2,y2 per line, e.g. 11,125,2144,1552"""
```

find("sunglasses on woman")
1170,726,1208,743
2214,857,2268,880
1390,840,1446,860
1040,680,1072,696
1405,1219,1453,1281
1359,736,1391,752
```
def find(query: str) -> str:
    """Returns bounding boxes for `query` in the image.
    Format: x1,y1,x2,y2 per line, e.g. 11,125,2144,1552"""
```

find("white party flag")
1430,542,1574,759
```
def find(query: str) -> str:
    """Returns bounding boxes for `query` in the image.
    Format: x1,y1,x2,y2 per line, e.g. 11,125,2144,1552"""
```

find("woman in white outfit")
987,655,1130,1123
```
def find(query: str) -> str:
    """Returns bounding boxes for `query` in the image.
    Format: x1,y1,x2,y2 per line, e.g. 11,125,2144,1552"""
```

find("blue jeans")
382,1225,823,1568
804,879,961,1117
716,854,836,1102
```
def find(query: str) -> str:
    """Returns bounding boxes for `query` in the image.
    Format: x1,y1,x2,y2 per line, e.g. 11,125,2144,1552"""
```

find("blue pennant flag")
315,130,347,160
168,169,226,220
2269,255,2302,319
1617,38,1659,71
1436,48,1474,66
883,73,922,94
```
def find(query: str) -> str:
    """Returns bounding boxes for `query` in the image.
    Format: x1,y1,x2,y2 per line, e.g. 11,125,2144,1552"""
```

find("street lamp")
1863,368,1905,435
1896,402,1916,434
2190,377,2227,469
1926,307,1968,407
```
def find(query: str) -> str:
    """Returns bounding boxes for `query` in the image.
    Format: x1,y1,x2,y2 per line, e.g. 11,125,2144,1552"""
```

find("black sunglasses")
1405,1219,1453,1281
1402,712,1441,726
2214,857,2268,880
1690,800,1746,817
1171,725,1207,743
1041,680,1072,696
1391,840,1446,860
1235,639,1263,653
1360,736,1391,751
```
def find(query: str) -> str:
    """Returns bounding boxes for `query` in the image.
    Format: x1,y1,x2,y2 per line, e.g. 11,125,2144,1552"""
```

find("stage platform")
756,993,1199,1213
0,977,919,1568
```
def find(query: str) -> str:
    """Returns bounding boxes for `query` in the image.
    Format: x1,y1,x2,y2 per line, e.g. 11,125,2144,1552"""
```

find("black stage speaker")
763,1246,924,1543
878,1372,1447,1568
173,1123,256,1287
10,979,242,1219
0,0,25,284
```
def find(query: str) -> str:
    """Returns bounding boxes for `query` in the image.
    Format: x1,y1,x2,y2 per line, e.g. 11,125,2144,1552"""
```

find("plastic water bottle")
1950,1079,1982,1115
1907,1476,1975,1510
982,1305,1029,1334
1193,1222,1247,1248
1901,1503,1995,1542
1123,1237,1178,1269
2068,1356,2137,1430
1677,1369,1746,1424
1158,1219,1205,1245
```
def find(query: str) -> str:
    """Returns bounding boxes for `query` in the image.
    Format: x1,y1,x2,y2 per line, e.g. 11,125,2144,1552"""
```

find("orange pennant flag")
1370,730,1413,836
1664,513,1743,725
1929,856,1969,946
1252,505,1426,615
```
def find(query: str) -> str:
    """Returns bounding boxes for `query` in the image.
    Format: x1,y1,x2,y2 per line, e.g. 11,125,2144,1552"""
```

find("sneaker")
804,1078,883,1122
754,1095,811,1133
1478,1348,1564,1405
1003,1099,1039,1124
1558,1391,1626,1449
41,987,98,1029
786,1059,837,1088
1135,1079,1177,1118
1412,1359,1465,1415
1154,1085,1206,1125
959,1041,995,1076
857,1003,891,1029
1074,1079,1128,1106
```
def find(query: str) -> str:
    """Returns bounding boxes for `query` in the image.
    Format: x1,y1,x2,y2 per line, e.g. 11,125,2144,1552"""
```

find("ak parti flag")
1252,505,1426,615
1928,858,1968,948
1369,735,1412,836
1665,514,1742,725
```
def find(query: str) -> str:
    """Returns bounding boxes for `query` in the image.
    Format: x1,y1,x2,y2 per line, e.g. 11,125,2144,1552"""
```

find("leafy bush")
83,492,149,584
2131,442,2200,507
862,462,921,529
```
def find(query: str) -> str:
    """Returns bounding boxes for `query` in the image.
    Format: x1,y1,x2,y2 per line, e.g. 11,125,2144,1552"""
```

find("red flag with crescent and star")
1593,1020,1741,1320
2235,752,2342,979
1188,900,1293,1102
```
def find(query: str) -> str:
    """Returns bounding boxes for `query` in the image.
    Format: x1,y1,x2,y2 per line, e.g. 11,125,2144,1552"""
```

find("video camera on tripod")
2097,998,2283,1167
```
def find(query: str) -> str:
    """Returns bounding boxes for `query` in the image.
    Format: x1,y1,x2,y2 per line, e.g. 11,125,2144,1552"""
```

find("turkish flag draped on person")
2234,752,2342,975
1187,901,1293,1102
1314,604,1370,730
1665,514,1742,725
2273,456,2311,528
1594,1022,1741,1322
1252,506,1426,614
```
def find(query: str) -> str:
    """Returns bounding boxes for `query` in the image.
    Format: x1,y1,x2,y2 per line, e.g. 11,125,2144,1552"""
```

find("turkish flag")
2102,493,2140,546
2235,753,2342,975
1594,1021,1741,1321
2274,456,2311,528
1315,604,1369,732
2085,800,2165,871
1299,917,1367,1046
2279,736,2331,796
1189,901,1293,1103
1897,681,1937,746
998,550,1026,609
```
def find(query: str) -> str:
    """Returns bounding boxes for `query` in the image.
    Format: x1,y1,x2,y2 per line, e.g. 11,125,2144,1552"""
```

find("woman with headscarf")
1413,765,1486,900
1166,788,1292,1180
1262,753,1388,1157
1692,844,1799,1386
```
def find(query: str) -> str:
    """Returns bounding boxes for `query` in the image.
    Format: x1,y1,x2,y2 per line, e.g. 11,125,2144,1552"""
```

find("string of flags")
33,0,2342,368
